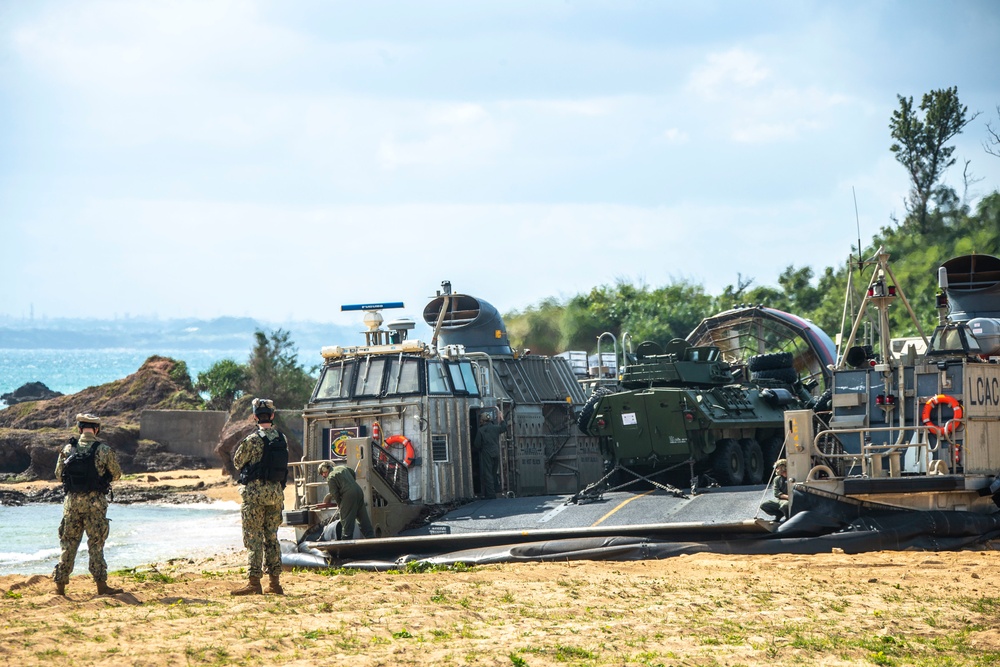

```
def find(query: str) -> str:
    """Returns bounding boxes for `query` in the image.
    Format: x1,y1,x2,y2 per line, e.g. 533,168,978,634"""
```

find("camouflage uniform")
233,427,285,578
322,464,374,539
473,415,505,498
52,431,122,586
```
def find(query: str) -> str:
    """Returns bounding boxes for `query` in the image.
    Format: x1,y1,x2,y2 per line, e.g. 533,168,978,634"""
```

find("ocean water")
1,348,254,575
0,501,244,576
0,348,246,406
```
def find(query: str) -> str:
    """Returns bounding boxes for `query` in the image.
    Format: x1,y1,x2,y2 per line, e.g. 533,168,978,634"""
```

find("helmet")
318,461,333,475
75,413,101,429
252,398,275,420
774,458,788,469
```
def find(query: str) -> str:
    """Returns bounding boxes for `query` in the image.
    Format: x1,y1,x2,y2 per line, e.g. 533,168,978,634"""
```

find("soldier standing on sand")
53,412,124,597
231,398,289,596
318,461,375,539
473,408,506,499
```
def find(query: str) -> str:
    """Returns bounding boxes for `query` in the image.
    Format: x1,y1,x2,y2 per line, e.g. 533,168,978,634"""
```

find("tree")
986,105,1000,158
196,359,248,411
246,329,316,410
889,87,978,233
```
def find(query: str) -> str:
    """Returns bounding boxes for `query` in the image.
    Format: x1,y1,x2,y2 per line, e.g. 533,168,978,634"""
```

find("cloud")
688,48,770,99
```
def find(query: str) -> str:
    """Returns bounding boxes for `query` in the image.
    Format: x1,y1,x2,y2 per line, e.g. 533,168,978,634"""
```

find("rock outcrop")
1,381,63,406
0,356,208,480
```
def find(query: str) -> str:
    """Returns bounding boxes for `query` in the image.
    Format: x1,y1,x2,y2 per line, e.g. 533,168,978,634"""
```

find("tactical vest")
238,430,289,487
62,442,112,494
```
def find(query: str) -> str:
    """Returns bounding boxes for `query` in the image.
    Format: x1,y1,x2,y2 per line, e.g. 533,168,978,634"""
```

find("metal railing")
809,422,963,479
370,440,410,501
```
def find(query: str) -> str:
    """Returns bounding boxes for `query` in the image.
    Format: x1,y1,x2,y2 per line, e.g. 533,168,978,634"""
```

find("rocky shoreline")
0,485,215,506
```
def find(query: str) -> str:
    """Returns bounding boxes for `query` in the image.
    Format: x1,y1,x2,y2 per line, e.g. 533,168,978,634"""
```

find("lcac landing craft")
282,281,605,540
789,250,1000,516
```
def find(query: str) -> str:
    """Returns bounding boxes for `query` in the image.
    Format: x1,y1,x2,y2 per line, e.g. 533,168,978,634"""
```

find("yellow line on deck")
591,489,656,527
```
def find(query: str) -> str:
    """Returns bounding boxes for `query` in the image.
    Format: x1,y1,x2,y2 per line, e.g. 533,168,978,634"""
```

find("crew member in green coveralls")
231,398,288,596
52,412,124,597
318,461,375,539
760,458,790,522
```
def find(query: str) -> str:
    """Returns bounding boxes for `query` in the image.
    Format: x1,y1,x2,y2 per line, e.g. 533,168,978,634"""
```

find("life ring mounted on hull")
383,434,416,467
921,394,963,438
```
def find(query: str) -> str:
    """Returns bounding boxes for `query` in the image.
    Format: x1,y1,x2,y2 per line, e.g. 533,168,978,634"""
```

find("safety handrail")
809,422,963,478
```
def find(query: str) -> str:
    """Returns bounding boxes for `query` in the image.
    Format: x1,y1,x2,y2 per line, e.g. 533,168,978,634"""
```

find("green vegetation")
196,328,315,411
506,87,999,353
112,567,176,584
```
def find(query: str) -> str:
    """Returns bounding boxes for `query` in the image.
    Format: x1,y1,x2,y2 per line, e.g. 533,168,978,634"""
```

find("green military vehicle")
577,337,816,492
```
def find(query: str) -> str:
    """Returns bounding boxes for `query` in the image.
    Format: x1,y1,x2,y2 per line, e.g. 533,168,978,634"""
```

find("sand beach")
2,470,1000,666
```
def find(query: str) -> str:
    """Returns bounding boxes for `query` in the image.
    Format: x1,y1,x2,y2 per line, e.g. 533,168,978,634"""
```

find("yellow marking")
591,489,656,527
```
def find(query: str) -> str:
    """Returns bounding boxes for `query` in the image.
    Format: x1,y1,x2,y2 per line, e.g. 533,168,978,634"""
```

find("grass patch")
112,567,176,584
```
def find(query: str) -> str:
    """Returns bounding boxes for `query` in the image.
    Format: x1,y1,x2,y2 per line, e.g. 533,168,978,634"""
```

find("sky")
3,0,999,328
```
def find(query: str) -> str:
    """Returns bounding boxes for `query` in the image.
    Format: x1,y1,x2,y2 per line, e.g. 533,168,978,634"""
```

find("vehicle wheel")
711,438,745,486
809,388,833,413
739,438,764,484
577,386,613,433
748,352,793,372
762,436,784,469
751,368,799,384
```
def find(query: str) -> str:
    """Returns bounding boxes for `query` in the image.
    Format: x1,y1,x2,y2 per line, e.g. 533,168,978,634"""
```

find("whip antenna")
852,186,862,271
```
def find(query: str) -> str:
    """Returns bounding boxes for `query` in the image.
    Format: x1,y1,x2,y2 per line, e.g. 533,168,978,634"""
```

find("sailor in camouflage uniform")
52,412,124,597
231,398,287,596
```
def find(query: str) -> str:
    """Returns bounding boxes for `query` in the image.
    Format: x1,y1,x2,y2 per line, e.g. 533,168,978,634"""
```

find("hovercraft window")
427,360,451,395
355,357,388,397
314,361,354,401
385,357,421,395
458,361,480,396
448,362,468,394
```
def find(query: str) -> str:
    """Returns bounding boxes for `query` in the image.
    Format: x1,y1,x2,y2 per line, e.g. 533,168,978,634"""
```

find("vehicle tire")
748,352,793,372
577,386,613,433
711,438,745,486
751,368,799,384
739,438,764,485
761,436,784,469
809,388,833,413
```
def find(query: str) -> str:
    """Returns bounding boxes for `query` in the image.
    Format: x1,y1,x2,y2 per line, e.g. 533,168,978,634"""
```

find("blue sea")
0,501,243,576
0,348,246,407
0,348,253,575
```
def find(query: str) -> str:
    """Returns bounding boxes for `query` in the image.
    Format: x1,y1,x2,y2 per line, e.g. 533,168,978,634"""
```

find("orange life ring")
921,394,963,438
383,434,416,466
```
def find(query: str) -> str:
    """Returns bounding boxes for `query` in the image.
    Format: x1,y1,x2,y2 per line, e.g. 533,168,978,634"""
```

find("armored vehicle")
786,250,1000,516
578,336,822,491
285,282,604,539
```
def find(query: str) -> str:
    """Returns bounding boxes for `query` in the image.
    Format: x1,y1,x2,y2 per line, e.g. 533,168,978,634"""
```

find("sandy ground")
2,472,1000,666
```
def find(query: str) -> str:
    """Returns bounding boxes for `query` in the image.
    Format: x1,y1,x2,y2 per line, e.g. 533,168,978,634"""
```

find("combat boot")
230,576,263,596
96,580,124,596
265,574,284,595
55,582,66,596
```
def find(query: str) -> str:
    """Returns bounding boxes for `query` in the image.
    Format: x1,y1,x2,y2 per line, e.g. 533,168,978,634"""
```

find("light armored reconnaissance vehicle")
284,282,604,539
576,332,830,493
787,250,1000,516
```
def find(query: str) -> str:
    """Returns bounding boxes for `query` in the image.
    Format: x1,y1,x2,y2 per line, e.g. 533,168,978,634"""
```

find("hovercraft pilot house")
290,283,604,537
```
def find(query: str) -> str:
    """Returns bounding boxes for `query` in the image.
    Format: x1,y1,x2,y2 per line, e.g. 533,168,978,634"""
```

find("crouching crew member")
760,458,790,522
318,461,375,539
232,398,289,596
53,412,124,597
